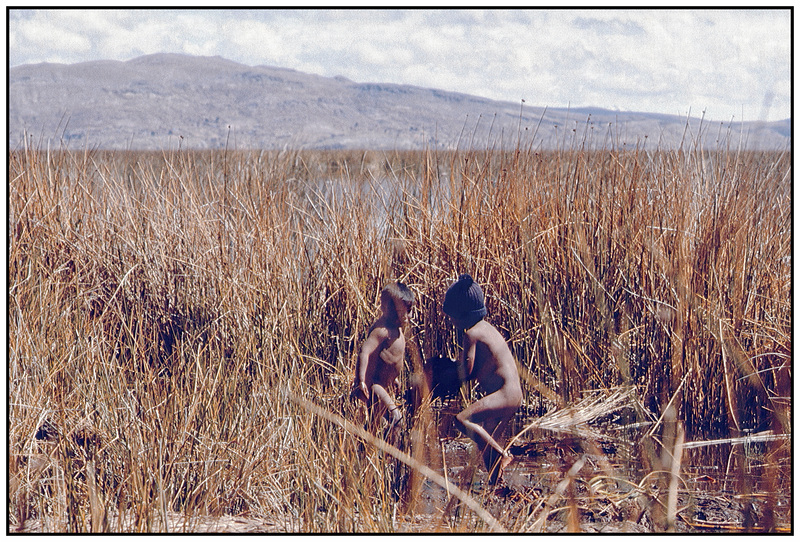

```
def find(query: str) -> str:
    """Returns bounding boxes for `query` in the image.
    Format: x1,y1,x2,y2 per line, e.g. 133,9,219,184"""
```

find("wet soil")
407,431,792,533
388,390,793,534
13,398,790,533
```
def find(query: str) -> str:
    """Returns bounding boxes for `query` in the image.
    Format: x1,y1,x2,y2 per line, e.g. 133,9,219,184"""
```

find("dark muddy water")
407,402,791,533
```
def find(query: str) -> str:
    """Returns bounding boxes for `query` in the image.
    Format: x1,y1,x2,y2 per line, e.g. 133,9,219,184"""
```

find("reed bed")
8,132,791,532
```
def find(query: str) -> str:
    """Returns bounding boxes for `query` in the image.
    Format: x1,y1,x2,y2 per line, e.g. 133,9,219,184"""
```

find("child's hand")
389,406,402,426
350,381,368,403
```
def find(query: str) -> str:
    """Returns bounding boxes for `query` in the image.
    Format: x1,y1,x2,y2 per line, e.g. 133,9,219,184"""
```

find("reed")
8,131,790,532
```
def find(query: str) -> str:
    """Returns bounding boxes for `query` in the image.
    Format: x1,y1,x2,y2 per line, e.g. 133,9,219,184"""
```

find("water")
408,404,791,533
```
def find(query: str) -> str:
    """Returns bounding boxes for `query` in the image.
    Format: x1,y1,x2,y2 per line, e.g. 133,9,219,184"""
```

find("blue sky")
8,8,791,122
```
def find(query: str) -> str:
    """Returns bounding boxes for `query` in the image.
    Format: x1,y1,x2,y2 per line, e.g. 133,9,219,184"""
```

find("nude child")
351,282,415,431
441,274,523,484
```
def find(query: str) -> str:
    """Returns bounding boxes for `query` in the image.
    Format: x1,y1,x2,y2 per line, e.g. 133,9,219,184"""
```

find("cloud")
11,11,93,62
573,15,646,36
8,8,791,121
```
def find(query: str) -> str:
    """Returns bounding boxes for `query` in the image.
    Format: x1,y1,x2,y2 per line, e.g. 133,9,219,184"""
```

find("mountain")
8,53,791,151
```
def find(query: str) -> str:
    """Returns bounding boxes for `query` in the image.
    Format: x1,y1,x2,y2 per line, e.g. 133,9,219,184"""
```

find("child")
441,274,523,484
351,282,415,431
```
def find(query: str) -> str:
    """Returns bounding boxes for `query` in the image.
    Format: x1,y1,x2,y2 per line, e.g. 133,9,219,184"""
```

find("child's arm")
457,333,477,382
370,383,402,425
356,328,386,397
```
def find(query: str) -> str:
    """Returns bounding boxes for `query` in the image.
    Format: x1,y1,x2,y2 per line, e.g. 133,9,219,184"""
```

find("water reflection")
416,399,791,533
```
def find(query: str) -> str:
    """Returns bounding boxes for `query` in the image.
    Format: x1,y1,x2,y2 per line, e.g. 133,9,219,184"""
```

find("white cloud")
8,8,791,121
11,12,93,62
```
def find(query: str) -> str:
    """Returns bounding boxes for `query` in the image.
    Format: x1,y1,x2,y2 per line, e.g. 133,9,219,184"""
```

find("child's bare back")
440,274,522,484
462,320,522,400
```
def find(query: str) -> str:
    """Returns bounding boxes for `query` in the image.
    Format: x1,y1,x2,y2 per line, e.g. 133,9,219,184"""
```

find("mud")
406,431,792,533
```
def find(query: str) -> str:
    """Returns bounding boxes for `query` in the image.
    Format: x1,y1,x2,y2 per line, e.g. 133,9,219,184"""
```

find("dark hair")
381,282,415,324
382,282,414,307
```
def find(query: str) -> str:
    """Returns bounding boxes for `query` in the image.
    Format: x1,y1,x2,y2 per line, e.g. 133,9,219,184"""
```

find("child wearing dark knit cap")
441,274,522,484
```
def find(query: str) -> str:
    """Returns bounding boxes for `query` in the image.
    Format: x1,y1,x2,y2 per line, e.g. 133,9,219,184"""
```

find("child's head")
443,274,487,329
381,282,415,326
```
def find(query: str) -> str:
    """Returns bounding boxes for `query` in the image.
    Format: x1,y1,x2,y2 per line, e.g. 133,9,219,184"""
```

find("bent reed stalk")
8,134,791,532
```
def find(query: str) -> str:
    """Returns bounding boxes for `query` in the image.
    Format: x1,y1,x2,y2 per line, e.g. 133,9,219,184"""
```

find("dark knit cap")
443,274,487,325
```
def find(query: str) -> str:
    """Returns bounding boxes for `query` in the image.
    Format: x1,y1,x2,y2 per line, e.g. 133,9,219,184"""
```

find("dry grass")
7,131,791,532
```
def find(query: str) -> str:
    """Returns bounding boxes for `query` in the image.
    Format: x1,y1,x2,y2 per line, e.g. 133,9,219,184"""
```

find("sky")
7,8,792,123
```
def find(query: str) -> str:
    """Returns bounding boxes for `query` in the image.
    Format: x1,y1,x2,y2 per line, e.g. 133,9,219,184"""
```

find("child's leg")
454,391,517,459
455,390,519,483
481,417,515,483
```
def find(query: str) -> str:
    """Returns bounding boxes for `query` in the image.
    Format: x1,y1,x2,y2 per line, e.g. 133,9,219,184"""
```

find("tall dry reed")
8,130,791,532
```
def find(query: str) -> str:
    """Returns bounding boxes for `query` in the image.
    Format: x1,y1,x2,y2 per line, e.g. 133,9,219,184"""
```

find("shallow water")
406,404,791,533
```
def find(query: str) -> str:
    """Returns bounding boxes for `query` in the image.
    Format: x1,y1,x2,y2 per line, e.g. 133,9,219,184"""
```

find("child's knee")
497,389,523,413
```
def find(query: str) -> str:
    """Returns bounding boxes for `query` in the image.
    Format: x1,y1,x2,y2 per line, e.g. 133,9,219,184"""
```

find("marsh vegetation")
8,132,791,532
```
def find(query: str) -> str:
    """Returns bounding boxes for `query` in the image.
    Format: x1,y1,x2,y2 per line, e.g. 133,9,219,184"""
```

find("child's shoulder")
367,321,391,338
465,319,492,333
466,320,501,340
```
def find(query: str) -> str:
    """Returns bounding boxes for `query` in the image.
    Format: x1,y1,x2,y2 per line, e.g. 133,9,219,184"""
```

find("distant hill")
8,53,791,151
